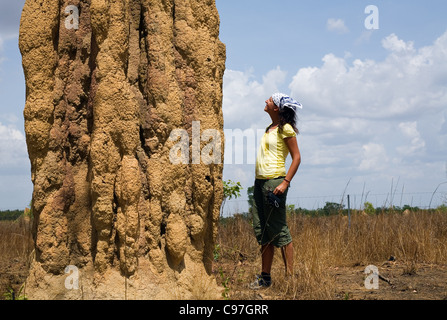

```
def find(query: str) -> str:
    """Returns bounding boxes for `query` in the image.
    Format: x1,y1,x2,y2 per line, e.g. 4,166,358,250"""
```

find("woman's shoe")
249,274,272,290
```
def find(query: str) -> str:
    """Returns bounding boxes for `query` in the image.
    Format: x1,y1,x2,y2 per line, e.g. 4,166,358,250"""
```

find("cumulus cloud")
0,36,4,66
397,122,425,156
290,31,447,119
0,122,28,172
327,18,349,34
222,66,287,130
0,121,31,208
359,143,388,171
289,31,447,189
382,34,415,53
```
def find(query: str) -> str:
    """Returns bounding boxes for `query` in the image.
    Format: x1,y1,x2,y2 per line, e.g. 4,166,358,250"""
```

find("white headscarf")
272,93,303,112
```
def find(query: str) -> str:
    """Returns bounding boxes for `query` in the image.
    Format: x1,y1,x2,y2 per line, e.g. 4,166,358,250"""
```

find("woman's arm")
273,136,301,196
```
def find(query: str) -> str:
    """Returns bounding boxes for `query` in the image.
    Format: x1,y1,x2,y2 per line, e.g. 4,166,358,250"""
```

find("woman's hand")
273,181,289,196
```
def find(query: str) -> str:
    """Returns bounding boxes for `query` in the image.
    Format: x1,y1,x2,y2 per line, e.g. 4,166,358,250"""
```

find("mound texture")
19,0,226,299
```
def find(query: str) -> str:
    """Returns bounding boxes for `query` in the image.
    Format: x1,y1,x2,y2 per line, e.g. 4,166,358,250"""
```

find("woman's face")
264,97,278,113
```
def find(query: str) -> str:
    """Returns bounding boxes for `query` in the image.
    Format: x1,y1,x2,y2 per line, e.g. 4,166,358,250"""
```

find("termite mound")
19,0,225,300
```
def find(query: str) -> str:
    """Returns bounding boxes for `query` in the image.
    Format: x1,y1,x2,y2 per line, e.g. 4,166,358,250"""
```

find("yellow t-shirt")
255,123,297,180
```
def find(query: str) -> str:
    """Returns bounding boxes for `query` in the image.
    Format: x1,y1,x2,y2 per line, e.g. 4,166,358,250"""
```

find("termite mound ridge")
19,0,225,300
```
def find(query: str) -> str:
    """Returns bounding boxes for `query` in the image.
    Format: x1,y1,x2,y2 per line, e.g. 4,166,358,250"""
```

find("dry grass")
215,210,447,300
1,210,447,300
0,216,33,299
0,217,33,260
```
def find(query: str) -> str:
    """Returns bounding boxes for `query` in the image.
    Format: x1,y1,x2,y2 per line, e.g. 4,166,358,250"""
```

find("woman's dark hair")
267,107,299,134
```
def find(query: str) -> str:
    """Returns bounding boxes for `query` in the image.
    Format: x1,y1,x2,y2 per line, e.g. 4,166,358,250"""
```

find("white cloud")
0,122,28,171
355,30,374,45
397,122,425,156
288,31,447,183
359,143,388,171
290,31,447,119
327,18,349,34
0,120,31,209
382,33,415,53
0,35,4,66
222,66,287,130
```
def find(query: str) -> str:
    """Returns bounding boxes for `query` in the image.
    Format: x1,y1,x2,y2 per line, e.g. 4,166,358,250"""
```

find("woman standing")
250,93,302,289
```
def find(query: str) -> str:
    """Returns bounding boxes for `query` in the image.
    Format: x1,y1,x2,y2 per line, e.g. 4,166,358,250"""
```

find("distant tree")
0,210,23,221
402,204,420,212
295,207,312,216
25,200,33,219
322,202,344,216
247,186,254,215
364,202,375,215
286,204,295,216
220,180,243,217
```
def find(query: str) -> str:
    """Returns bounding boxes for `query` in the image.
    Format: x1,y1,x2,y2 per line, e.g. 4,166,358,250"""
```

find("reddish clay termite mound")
19,0,226,299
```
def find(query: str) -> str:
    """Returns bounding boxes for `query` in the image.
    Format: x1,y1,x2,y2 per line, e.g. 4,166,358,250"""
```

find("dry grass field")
1,210,447,300
214,210,447,300
0,216,33,300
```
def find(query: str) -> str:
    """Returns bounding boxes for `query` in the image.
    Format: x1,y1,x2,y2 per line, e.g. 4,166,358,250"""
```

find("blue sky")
217,0,447,82
1,1,447,211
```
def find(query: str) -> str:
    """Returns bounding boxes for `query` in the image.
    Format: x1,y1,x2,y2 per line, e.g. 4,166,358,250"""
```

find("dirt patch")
2,251,447,300
213,259,447,301
331,262,447,300
0,258,30,300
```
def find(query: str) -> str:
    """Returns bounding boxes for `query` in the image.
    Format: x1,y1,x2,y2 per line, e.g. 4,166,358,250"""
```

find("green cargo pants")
252,177,292,248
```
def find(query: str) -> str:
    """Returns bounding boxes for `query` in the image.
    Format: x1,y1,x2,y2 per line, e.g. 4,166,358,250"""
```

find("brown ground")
2,213,447,300
330,262,447,300
213,259,447,300
2,247,447,300
0,257,30,300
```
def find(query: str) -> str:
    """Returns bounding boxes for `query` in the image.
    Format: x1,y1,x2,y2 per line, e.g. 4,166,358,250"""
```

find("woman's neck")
269,113,280,126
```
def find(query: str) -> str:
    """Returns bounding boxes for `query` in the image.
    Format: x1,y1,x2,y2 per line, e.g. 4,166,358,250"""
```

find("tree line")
0,210,25,221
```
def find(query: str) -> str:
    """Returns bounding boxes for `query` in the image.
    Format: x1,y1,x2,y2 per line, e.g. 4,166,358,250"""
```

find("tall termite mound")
19,0,226,300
